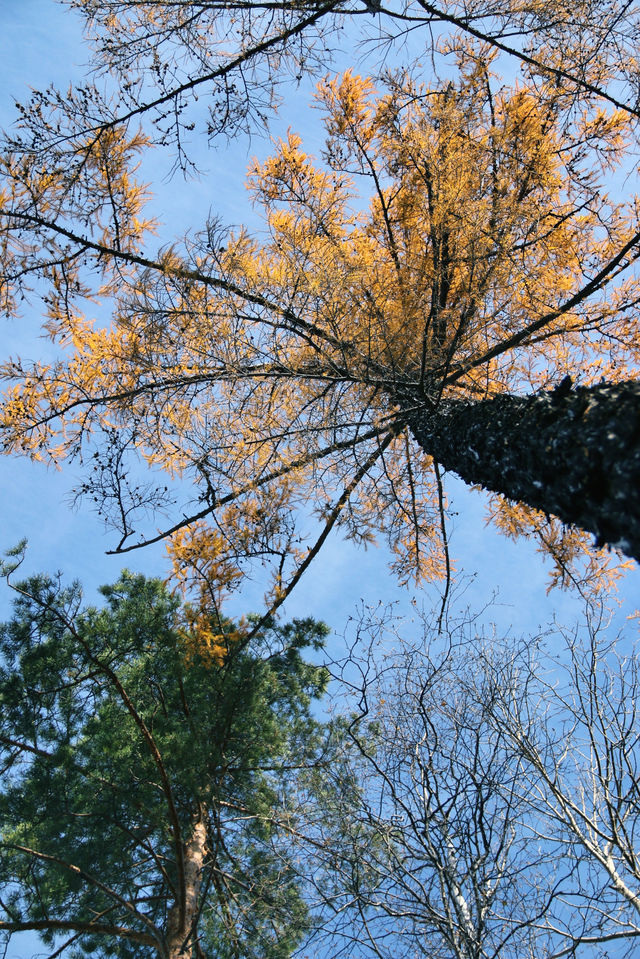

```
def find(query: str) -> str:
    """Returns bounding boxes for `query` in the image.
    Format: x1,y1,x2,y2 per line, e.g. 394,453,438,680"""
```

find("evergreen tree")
0,567,329,959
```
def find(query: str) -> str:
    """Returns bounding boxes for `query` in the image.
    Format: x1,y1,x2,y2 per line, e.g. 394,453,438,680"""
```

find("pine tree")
0,566,329,958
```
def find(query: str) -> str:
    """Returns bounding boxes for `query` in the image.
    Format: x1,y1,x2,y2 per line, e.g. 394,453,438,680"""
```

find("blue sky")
2,0,636,631
1,2,639,956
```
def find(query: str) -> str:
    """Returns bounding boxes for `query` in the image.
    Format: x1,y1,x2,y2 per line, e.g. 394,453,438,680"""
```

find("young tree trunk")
402,380,640,563
164,806,208,959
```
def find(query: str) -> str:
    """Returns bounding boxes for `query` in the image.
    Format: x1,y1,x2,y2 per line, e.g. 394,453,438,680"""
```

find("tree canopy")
310,602,640,958
64,0,640,155
3,561,640,959
0,564,330,958
1,2,639,609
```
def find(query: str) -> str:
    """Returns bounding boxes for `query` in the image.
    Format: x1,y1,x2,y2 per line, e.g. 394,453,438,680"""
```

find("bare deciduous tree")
306,602,640,958
486,608,640,956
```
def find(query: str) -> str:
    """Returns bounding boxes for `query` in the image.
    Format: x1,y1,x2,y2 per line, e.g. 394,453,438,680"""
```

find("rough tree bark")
165,806,208,959
402,380,640,563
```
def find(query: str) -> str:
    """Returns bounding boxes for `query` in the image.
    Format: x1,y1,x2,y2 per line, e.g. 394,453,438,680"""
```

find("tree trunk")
164,806,208,959
402,380,640,563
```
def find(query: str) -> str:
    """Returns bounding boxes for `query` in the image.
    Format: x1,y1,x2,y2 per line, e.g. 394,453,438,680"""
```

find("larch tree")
1,3,640,611
65,0,640,155
0,559,332,959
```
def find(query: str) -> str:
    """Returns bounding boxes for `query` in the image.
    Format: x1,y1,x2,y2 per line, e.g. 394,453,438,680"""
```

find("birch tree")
486,609,640,956
309,604,640,958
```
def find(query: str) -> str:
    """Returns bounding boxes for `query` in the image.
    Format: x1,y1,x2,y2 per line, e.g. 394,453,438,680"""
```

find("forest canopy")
0,564,331,959
2,7,640,956
1,1,640,613
4,560,640,959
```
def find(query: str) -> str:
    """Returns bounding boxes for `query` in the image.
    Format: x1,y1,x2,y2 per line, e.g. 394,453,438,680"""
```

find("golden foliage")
1,46,639,606
178,608,244,669
171,523,246,664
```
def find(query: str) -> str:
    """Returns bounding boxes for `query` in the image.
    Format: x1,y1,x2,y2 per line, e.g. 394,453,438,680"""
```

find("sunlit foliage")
1,14,639,611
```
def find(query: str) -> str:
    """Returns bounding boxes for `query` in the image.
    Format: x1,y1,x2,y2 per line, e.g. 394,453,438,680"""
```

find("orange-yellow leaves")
0,96,155,329
488,496,632,598
177,605,243,668
317,71,378,148
576,107,630,171
171,523,242,599
170,522,245,665
2,56,638,603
